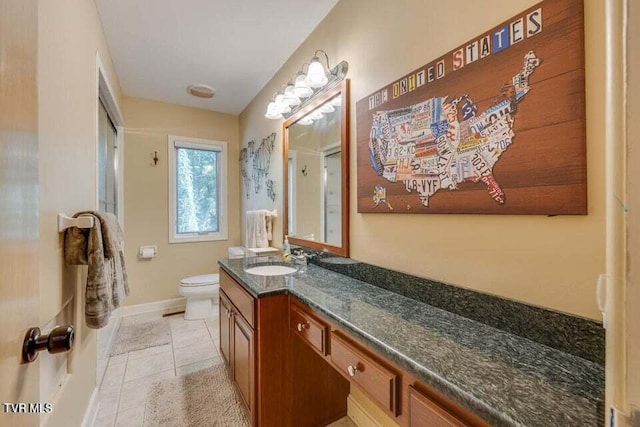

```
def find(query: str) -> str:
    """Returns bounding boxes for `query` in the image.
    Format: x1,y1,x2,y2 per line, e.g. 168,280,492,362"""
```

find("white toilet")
178,247,248,320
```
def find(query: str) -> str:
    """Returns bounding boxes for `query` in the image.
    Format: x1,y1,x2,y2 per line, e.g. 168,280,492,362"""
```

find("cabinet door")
233,312,254,413
219,291,233,365
409,386,466,427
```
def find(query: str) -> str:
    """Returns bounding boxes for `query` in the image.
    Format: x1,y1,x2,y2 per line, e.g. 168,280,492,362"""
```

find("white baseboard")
347,394,384,427
80,387,99,427
122,297,186,317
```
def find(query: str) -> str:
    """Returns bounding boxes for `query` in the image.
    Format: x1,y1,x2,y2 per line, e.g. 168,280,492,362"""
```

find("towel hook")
57,213,94,232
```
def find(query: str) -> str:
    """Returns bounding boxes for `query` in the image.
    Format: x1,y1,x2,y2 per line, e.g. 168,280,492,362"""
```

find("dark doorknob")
22,325,75,363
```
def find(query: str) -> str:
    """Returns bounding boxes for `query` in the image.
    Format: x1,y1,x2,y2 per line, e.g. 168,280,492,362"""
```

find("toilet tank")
228,246,246,259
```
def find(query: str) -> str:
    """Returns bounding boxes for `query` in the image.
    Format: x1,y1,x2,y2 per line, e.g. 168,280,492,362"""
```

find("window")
168,135,227,243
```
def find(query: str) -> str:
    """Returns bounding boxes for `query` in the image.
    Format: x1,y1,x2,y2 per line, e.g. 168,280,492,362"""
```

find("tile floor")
95,309,355,427
95,311,222,427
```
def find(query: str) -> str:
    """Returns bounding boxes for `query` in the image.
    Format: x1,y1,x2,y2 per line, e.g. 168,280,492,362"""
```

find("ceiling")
95,0,338,114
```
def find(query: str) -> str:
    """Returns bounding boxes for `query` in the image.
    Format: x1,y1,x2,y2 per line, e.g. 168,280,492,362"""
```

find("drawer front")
330,333,399,416
220,268,255,328
290,302,328,356
409,386,466,427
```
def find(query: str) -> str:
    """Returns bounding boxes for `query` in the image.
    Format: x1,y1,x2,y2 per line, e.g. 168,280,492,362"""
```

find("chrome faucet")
291,249,315,265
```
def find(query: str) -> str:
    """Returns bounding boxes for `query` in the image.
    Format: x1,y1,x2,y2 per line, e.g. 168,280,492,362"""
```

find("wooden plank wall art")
356,0,586,214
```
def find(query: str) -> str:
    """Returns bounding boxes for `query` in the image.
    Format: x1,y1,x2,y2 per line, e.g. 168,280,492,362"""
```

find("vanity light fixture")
306,53,329,88
283,85,301,107
319,103,335,114
293,68,313,98
264,50,348,120
298,117,314,126
264,100,283,120
309,110,324,121
274,93,291,114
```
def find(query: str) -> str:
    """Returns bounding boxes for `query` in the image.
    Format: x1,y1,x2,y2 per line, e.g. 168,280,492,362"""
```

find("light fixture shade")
265,102,283,120
330,95,342,106
305,59,328,88
298,117,314,125
319,103,335,114
309,110,324,120
293,74,313,98
274,94,291,114
284,86,301,107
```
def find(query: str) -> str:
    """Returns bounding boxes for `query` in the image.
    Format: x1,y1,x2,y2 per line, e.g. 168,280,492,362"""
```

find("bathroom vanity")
217,256,604,427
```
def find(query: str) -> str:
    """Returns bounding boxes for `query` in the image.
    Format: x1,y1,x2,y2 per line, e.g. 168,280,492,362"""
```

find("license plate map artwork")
369,52,540,207
356,0,587,215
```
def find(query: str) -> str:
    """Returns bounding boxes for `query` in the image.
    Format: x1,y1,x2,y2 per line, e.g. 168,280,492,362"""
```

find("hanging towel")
64,211,129,329
263,210,273,241
245,210,269,248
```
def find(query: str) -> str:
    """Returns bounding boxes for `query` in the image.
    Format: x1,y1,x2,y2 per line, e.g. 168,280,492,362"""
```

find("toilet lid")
180,273,219,287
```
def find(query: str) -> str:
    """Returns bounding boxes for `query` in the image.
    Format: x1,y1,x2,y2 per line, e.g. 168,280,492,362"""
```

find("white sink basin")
244,265,297,276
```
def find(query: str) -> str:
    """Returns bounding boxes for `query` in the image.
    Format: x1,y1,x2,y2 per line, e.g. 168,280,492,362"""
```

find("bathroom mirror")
283,80,349,257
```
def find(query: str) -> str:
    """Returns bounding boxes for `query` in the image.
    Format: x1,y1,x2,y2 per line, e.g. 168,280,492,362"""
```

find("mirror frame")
283,79,350,257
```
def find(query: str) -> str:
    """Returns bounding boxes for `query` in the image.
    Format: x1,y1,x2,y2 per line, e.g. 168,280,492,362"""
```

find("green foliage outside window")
176,147,218,234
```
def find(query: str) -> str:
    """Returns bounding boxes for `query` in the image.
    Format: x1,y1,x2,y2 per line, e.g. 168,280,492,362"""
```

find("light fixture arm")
313,50,331,71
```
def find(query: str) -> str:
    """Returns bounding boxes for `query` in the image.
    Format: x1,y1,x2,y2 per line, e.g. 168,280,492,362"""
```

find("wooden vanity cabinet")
218,267,487,427
233,311,254,412
290,299,329,356
218,291,233,365
330,331,400,417
219,269,349,426
219,270,257,424
408,385,466,427
289,298,489,427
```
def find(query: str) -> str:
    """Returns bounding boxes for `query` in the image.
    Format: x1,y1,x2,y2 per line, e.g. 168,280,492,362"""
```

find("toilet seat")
180,273,219,287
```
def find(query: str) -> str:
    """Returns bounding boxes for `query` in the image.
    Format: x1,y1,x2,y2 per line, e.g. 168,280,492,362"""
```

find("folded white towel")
246,210,269,248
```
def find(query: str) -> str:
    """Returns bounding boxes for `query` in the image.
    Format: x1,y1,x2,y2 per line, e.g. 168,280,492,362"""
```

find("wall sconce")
264,50,348,120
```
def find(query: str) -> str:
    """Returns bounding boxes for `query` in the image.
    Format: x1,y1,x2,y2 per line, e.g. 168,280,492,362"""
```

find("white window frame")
168,135,228,243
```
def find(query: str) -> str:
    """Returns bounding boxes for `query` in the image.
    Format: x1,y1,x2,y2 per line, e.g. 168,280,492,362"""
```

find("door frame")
95,54,125,227
94,54,125,387
320,142,341,243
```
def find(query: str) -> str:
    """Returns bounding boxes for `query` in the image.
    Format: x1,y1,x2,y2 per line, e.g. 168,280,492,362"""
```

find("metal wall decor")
241,132,277,201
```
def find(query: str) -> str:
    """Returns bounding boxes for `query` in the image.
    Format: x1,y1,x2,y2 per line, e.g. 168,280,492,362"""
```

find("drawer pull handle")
296,322,308,332
347,364,360,377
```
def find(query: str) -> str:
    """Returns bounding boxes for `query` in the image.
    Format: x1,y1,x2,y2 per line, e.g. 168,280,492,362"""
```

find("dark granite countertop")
219,256,604,427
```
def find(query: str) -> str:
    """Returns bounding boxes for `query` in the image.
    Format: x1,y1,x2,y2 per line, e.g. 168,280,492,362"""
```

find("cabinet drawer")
330,333,399,416
290,302,328,356
409,386,466,427
220,269,255,328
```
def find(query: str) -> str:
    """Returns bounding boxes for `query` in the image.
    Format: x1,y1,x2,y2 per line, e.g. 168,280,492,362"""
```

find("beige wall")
38,0,122,425
239,0,606,320
122,97,240,306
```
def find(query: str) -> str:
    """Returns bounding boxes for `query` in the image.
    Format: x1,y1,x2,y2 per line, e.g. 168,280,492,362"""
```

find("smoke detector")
187,84,215,99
